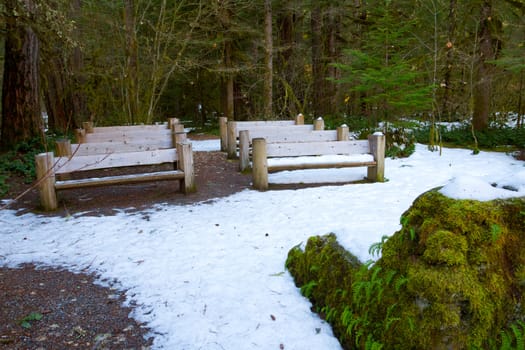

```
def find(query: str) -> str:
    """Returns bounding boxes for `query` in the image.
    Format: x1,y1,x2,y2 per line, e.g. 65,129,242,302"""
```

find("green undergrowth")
0,138,46,196
414,124,525,152
286,190,525,349
0,135,63,197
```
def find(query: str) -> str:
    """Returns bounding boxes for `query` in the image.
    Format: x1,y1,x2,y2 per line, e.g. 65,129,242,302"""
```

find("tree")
41,0,87,134
1,0,42,150
333,0,433,125
472,0,497,131
263,0,273,119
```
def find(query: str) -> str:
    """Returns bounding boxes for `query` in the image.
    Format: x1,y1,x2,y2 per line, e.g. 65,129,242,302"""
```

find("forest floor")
0,136,253,349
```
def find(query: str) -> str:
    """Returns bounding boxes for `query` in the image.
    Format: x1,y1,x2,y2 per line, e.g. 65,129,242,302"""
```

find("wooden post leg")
177,142,196,193
337,124,349,141
75,128,86,143
252,138,268,191
168,118,180,129
367,132,386,182
295,113,304,125
82,121,94,133
55,139,72,157
314,117,325,130
227,121,238,159
172,123,187,147
35,152,58,211
219,117,228,152
239,130,251,172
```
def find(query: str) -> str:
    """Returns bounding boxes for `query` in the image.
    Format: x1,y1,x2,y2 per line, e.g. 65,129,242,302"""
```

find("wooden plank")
83,131,173,144
71,140,173,155
233,120,296,128
236,124,314,134
268,160,377,172
91,124,168,133
250,130,339,143
266,140,370,157
55,170,184,190
54,148,178,174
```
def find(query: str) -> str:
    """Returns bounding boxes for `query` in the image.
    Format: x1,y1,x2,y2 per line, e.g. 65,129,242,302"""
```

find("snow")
1,140,525,349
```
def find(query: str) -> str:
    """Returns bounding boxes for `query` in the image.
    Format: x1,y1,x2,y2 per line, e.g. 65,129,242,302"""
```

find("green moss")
422,230,468,266
287,190,525,349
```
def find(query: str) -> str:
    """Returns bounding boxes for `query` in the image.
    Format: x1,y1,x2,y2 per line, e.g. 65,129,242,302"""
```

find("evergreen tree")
333,0,433,125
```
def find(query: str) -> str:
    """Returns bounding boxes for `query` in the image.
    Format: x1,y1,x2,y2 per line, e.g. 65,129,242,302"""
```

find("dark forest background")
1,0,524,149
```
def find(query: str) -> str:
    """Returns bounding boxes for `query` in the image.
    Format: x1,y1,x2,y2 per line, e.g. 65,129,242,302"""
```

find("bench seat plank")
267,154,375,170
55,170,184,190
55,149,178,174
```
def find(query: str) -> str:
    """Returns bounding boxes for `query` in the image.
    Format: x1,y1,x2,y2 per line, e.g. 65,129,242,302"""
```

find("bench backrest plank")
231,120,296,128
70,140,174,155
248,129,340,143
54,148,178,174
265,140,370,158
234,123,314,134
91,124,169,133
82,129,173,143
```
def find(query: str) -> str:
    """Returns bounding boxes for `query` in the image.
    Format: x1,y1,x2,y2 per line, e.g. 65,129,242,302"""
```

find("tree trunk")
311,4,324,117
473,0,495,131
325,5,340,115
124,0,139,124
41,0,85,133
442,0,457,120
276,4,298,117
1,0,42,150
42,57,70,133
223,39,235,121
263,0,273,119
69,0,87,125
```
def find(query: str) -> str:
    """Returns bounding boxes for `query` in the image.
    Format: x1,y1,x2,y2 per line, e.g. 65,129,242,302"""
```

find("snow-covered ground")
1,140,524,349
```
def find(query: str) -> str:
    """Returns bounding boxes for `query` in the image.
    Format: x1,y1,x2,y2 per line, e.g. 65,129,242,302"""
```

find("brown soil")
0,138,252,349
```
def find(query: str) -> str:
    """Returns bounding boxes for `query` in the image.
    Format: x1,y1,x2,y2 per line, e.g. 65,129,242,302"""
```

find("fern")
511,321,525,350
300,280,318,298
394,275,409,293
341,306,353,327
500,320,525,350
409,227,416,240
325,307,338,323
365,334,384,350
368,235,390,257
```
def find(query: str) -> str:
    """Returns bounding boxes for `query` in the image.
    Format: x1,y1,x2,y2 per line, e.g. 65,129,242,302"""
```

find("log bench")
238,125,350,172
251,132,386,190
35,142,195,211
223,115,325,159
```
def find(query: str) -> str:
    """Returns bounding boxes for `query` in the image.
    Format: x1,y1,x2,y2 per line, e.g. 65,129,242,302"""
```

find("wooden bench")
218,114,306,153
223,115,325,159
35,137,195,211
251,132,385,190
238,125,350,172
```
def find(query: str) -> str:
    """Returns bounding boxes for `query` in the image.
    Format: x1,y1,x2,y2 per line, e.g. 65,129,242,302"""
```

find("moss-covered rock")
286,190,525,349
